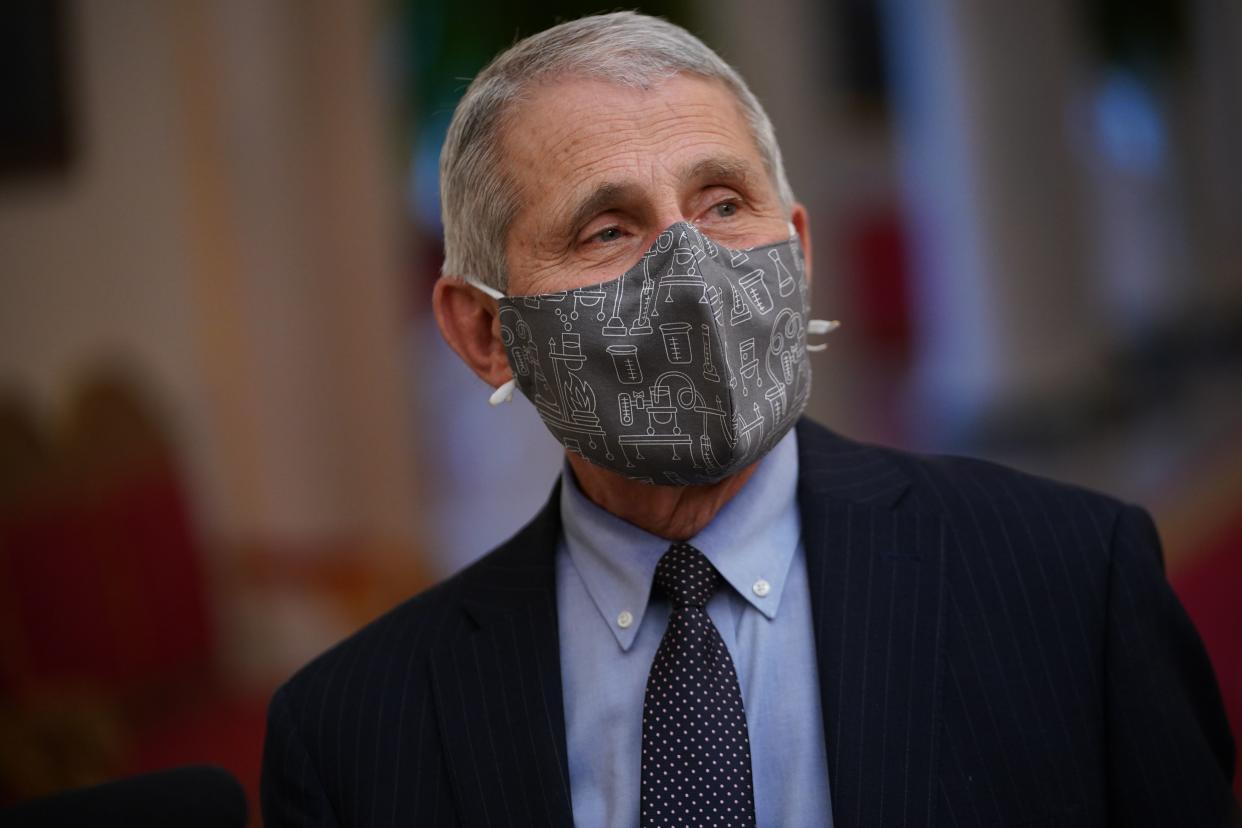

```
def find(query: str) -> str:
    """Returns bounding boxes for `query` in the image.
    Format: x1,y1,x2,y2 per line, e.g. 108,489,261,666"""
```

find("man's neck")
565,454,760,541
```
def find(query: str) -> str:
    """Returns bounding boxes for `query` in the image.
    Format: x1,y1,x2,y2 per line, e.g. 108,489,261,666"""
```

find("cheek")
507,243,577,295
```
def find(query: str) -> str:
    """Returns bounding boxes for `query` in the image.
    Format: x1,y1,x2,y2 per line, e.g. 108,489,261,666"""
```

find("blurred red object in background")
0,374,266,810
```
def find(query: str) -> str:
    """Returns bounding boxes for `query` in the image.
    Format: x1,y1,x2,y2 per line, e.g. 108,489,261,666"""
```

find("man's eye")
713,201,739,219
593,227,623,243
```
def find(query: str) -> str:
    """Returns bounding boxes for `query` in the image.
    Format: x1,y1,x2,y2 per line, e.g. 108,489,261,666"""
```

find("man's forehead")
498,74,767,220
508,74,750,156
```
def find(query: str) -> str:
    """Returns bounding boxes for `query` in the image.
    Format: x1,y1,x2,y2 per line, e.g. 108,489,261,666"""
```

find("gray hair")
439,11,794,291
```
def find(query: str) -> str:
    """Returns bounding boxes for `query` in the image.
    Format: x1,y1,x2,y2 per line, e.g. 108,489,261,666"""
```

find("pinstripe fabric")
262,419,1238,827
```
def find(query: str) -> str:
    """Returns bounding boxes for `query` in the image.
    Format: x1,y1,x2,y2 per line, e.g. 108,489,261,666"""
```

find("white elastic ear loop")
464,276,506,301
489,379,516,406
806,318,841,352
462,276,516,405
784,222,835,351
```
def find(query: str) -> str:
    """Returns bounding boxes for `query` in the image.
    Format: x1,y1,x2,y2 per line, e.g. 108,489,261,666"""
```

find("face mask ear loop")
458,277,515,404
806,318,840,352
489,378,517,406
463,276,506,301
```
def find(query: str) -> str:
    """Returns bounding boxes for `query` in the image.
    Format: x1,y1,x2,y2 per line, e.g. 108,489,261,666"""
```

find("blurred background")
1,0,1238,817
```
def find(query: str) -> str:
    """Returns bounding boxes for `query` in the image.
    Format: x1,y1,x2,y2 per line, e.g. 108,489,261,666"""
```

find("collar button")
752,579,771,598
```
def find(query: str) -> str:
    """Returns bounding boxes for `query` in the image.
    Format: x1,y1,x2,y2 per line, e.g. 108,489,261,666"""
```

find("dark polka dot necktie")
640,542,756,827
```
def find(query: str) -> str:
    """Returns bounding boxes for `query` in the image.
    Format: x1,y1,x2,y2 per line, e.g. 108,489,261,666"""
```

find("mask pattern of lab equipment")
496,221,812,486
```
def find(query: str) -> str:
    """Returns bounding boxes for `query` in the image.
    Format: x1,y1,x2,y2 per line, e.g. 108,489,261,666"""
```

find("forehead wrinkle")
529,86,729,164
679,156,757,189
502,75,779,272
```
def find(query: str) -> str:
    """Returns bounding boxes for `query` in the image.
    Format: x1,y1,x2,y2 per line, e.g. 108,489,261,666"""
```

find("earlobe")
790,203,813,284
432,278,513,390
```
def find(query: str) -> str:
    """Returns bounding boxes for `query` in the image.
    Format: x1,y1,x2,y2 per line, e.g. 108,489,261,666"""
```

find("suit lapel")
797,420,947,828
431,486,575,828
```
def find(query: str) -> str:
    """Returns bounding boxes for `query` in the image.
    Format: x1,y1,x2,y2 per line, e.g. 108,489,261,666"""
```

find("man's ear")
432,277,512,390
790,203,813,284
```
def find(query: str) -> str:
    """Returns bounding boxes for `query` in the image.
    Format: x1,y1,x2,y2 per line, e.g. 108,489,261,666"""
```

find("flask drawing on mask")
655,242,707,307
770,248,796,298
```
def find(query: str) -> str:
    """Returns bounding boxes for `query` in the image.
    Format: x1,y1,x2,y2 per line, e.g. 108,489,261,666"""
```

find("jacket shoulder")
796,417,1126,525
273,560,467,720
882,439,1127,524
272,489,559,722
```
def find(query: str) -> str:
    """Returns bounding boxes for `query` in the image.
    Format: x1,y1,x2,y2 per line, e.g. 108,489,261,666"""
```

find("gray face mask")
468,222,837,486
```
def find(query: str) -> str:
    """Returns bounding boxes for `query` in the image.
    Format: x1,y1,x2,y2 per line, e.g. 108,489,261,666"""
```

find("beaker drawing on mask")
607,344,644,384
739,269,774,315
659,322,694,364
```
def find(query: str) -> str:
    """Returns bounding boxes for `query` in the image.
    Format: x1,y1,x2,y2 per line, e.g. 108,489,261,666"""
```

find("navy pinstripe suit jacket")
262,419,1238,827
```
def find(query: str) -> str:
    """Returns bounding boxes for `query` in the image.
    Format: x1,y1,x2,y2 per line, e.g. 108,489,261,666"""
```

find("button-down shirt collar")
559,430,800,651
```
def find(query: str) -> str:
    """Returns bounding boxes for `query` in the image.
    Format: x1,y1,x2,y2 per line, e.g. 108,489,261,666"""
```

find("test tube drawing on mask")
632,274,655,334
701,323,720,383
618,392,635,427
739,337,760,389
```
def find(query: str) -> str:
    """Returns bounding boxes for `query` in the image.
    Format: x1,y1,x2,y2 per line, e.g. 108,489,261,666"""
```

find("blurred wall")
0,2,204,487
0,0,421,559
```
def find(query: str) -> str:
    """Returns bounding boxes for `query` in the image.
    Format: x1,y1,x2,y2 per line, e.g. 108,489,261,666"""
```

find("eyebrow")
678,156,757,190
558,181,642,240
553,155,762,239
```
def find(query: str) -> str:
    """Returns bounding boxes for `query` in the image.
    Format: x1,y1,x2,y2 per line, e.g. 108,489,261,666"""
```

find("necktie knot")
654,542,720,609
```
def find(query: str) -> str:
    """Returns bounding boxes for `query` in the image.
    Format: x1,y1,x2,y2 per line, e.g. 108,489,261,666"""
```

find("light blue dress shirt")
556,431,834,827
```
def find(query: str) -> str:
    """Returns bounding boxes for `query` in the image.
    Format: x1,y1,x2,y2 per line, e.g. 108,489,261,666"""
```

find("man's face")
498,73,796,296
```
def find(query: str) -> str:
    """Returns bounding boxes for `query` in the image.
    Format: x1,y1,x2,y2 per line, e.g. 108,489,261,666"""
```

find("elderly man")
262,12,1237,827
